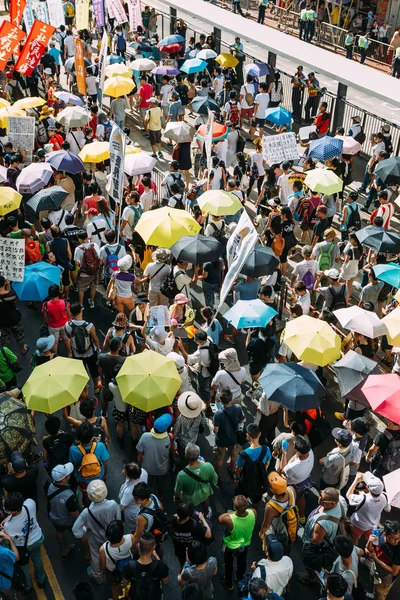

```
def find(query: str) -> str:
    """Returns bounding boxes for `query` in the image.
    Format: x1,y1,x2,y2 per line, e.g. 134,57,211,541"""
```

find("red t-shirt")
84,195,105,211
314,112,331,136
42,298,69,328
49,133,64,151
139,83,153,109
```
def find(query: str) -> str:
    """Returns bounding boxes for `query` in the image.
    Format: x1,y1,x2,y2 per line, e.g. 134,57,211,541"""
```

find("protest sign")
92,0,105,27
47,0,65,28
10,0,27,27
74,39,87,96
76,0,90,30
8,116,35,150
32,0,49,22
148,306,171,329
109,124,126,206
23,0,35,32
107,0,127,24
299,125,317,141
262,132,299,164
0,238,25,283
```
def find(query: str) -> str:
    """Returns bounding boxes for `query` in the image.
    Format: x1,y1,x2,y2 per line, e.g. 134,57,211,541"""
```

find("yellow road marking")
29,546,65,599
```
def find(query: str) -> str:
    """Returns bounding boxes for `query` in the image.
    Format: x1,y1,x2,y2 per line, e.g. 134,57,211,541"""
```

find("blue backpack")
116,33,125,51
103,121,113,142
105,245,122,276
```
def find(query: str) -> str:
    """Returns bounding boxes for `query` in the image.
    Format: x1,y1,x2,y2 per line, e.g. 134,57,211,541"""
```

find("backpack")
160,267,180,299
229,101,239,124
127,560,162,600
25,240,42,264
139,494,169,541
268,487,299,545
69,321,93,355
244,85,255,106
353,129,366,145
316,242,334,271
77,442,101,479
103,121,112,142
109,327,131,357
176,84,189,106
172,194,184,210
238,446,268,499
271,234,285,257
302,411,332,448
105,542,131,573
105,245,122,276
200,339,220,377
236,131,246,153
91,416,106,444
80,244,100,275
328,284,347,311
381,429,400,473
302,269,315,291
209,221,226,242
116,33,126,51
65,2,74,16
170,173,186,196
36,120,49,145
347,204,361,230
44,433,71,470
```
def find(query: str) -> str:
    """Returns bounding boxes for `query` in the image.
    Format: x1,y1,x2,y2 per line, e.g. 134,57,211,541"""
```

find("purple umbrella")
151,66,181,75
45,150,85,174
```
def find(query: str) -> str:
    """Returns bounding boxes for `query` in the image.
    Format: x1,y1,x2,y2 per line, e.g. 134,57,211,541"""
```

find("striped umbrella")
26,186,69,216
309,136,343,161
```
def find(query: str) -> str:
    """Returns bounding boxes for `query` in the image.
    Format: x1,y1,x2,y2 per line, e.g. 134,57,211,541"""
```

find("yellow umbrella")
283,315,341,367
105,63,133,78
0,106,26,129
216,53,239,68
0,98,10,109
14,97,45,110
197,190,243,216
382,306,400,345
116,350,181,412
22,357,89,414
79,141,141,162
103,76,135,97
135,206,201,248
0,187,22,216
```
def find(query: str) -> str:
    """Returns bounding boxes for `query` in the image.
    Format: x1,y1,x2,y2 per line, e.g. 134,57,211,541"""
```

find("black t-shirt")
312,217,329,242
374,429,400,455
170,517,207,548
41,54,56,70
97,353,125,383
0,290,21,327
2,466,39,504
204,260,223,285
43,431,75,470
246,336,274,367
62,225,81,252
123,560,169,600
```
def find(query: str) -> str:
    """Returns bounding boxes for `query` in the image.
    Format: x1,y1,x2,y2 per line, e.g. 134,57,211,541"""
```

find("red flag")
10,0,27,28
15,20,55,76
0,21,26,70
75,39,87,96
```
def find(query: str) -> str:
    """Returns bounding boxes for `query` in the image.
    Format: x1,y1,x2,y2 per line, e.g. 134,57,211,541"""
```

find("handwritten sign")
262,132,299,164
0,238,25,282
8,116,35,150
109,124,125,204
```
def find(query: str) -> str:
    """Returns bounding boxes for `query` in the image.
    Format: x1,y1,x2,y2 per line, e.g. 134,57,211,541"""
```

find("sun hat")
52,462,74,482
363,471,384,495
118,254,133,272
36,335,55,353
153,413,173,433
150,326,168,343
178,392,205,419
167,351,185,370
44,68,53,75
268,471,287,495
351,115,361,124
174,293,189,305
41,105,54,115
11,451,27,474
112,312,128,328
152,247,171,263
149,97,157,104
324,268,340,280
87,480,108,502
219,348,241,372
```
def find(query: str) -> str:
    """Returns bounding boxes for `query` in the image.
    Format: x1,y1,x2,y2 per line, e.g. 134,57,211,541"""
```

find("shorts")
61,267,71,288
0,322,25,346
65,16,73,25
280,248,289,264
78,476,105,492
213,444,238,461
162,105,169,119
140,107,148,121
293,475,314,496
251,117,265,128
51,521,73,533
105,568,122,586
77,273,98,293
249,363,266,376
241,107,254,118
149,129,162,145
128,405,147,424
112,405,128,423
49,325,68,343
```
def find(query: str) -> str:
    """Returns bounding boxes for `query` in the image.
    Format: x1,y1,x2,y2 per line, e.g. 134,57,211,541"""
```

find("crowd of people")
0,3,400,600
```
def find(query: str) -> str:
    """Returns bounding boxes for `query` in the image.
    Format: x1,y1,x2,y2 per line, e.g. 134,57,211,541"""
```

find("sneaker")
151,153,157,158
158,151,163,158
220,576,234,591
88,300,95,309
245,385,255,398
334,412,345,421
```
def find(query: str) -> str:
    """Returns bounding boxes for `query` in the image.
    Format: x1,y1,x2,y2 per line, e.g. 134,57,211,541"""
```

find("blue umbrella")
109,54,125,64
181,59,208,74
159,34,185,46
372,263,400,289
259,362,326,411
54,91,84,107
223,299,277,329
13,263,61,301
309,137,344,161
265,106,292,126
45,150,85,174
245,62,269,77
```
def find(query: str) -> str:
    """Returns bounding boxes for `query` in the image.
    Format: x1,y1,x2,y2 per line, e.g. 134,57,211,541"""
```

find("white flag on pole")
98,30,108,108
109,124,126,207
205,109,214,175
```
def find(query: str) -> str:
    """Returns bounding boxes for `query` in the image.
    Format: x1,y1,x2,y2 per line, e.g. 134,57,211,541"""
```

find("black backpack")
69,321,93,355
302,411,332,449
209,221,226,242
170,173,186,196
160,267,181,300
327,284,347,311
176,83,189,106
200,340,220,377
45,433,71,470
139,495,169,542
238,446,268,499
353,129,366,145
347,204,361,230
126,560,161,600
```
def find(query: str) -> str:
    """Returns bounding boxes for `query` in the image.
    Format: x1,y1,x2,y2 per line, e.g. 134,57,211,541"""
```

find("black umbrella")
190,97,221,115
27,186,69,216
129,41,153,53
259,362,326,411
374,157,400,186
241,244,279,278
170,234,222,264
355,226,400,254
333,350,380,398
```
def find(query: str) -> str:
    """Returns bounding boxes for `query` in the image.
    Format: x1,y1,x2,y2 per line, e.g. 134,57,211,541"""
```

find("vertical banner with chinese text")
10,0,27,27
15,20,55,76
47,0,65,28
92,0,105,27
0,22,26,70
75,39,87,96
76,0,90,30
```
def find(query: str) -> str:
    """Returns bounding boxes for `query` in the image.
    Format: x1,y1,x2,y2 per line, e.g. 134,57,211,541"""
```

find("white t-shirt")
144,262,170,292
4,499,43,547
372,141,385,157
251,152,264,176
240,83,255,110
64,36,75,56
349,492,390,531
87,217,108,247
86,76,98,96
173,265,191,298
254,92,270,119
297,290,311,315
121,205,141,241
66,130,85,155
109,381,128,413
99,243,126,266
146,337,175,356
74,242,101,269
277,173,292,205
283,450,314,485
160,84,173,106
253,556,293,596
205,220,225,237
65,319,95,357
49,208,69,231
212,368,247,400
292,259,319,283
118,470,149,530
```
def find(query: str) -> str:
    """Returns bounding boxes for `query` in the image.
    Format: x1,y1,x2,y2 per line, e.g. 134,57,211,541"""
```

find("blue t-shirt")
203,320,222,345
0,546,16,590
49,47,62,65
235,279,261,301
236,445,271,468
69,442,110,483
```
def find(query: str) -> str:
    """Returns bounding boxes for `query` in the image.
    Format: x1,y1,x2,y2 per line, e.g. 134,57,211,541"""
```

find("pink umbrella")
360,373,400,424
334,135,361,156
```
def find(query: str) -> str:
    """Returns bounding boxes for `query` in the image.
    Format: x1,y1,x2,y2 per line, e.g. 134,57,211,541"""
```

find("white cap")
324,268,340,280
364,471,384,495
51,462,74,482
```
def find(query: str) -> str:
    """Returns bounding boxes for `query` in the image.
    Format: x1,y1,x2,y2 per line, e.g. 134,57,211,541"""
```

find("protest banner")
15,20,55,76
32,0,49,22
8,116,35,150
23,0,35,33
74,39,87,96
205,110,214,175
47,0,65,28
107,0,127,24
75,0,90,30
92,0,105,27
299,125,317,141
109,124,126,209
127,0,140,31
262,132,299,164
0,238,25,283
98,29,108,107
0,22,26,70
10,0,27,27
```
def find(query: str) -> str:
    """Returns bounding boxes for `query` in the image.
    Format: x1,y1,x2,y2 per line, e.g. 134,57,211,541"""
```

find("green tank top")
223,510,256,549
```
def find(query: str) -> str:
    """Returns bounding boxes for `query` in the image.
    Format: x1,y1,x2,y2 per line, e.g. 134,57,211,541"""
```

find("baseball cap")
324,268,340,280
266,534,284,561
297,65,303,69
51,462,74,482
268,471,287,495
148,97,157,103
382,124,391,133
332,427,352,447
153,413,173,433
84,208,99,215
11,451,27,474
44,68,53,75
363,471,384,494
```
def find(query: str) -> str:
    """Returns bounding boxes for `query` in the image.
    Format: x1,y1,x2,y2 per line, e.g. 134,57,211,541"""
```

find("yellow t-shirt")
146,107,162,131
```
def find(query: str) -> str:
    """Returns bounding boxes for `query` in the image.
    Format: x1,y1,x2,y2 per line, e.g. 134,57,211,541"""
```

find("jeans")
292,87,304,120
20,534,46,590
258,5,266,23
203,281,219,310
305,21,315,42
361,165,372,192
364,186,380,210
223,544,248,587
360,48,367,64
115,120,125,130
299,21,306,40
305,96,319,122
233,0,245,16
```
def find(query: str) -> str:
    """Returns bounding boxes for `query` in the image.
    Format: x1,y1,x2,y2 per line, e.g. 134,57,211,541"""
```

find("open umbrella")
130,58,156,71
65,56,91,70
309,137,344,161
333,306,388,338
22,357,89,414
0,106,25,129
265,107,292,126
159,34,185,46
383,470,400,509
334,135,361,155
164,122,195,144
152,66,181,76
135,206,201,248
16,163,54,194
13,262,62,301
159,43,182,54
241,244,280,278
116,351,181,411
224,299,277,329
79,141,110,163
382,306,400,345
45,150,85,174
196,123,229,142
170,234,222,264
374,157,400,186
355,226,400,254
107,54,126,65
190,97,220,115
197,49,218,60
333,350,381,398
129,41,153,53
283,315,341,367
245,62,270,77
105,63,132,78
197,190,242,216
103,76,135,97
54,91,84,106
124,152,157,177
0,99,10,109
180,58,208,74
57,106,90,128
216,53,239,68
360,373,400,425
14,96,45,110
0,188,22,216
0,392,35,465
259,362,325,411
304,168,343,195
373,263,400,289
27,186,69,216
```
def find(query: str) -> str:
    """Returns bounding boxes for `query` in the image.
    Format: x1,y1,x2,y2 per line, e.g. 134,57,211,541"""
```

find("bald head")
234,495,249,514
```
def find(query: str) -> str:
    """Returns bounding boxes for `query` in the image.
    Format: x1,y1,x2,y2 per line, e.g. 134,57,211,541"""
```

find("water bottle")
282,440,289,452
372,528,380,545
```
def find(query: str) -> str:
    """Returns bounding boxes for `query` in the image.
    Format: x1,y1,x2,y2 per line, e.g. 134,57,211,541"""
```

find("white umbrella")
383,469,400,509
57,106,90,128
164,122,195,144
130,58,156,71
16,163,54,194
333,305,388,339
0,165,8,184
196,49,218,60
124,152,157,177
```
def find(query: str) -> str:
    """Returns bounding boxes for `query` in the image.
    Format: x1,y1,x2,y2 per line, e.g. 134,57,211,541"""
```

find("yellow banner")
76,0,89,31
75,39,87,96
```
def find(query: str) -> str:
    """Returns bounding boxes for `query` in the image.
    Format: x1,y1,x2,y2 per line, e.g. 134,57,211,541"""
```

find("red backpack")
229,102,239,124
80,244,100,275
25,240,42,264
